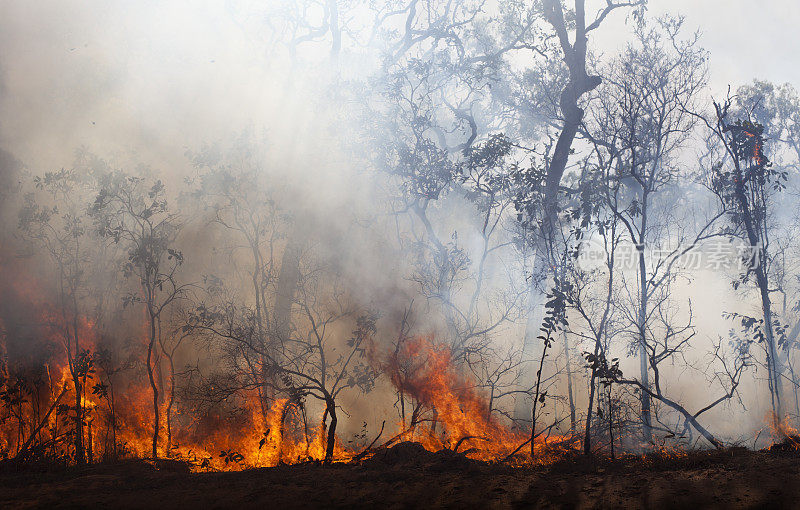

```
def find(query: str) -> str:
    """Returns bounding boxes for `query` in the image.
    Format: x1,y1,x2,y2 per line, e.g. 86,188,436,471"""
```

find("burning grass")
0,268,795,479
1,319,566,471
0,276,574,472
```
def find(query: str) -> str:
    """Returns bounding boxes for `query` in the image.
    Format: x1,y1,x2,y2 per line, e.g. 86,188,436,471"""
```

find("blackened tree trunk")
324,397,337,465
584,343,600,455
165,354,176,452
69,323,85,465
563,330,576,433
147,302,160,459
636,199,653,444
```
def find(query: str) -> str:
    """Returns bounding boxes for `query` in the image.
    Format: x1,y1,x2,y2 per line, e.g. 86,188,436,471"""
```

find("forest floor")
2,442,800,509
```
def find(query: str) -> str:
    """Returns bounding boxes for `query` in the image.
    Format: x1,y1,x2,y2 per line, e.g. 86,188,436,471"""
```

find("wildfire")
1,266,572,471
373,335,573,464
763,412,800,452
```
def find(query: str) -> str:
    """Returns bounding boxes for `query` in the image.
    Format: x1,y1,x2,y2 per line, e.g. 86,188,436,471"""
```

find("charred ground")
2,444,800,509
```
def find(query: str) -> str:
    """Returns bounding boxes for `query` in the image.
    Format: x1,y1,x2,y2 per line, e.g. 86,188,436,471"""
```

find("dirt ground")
2,444,800,509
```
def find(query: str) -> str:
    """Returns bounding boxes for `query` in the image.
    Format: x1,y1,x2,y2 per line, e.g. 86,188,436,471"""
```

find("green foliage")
583,352,622,386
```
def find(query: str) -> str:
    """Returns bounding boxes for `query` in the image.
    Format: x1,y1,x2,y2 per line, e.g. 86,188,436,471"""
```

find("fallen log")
12,385,68,463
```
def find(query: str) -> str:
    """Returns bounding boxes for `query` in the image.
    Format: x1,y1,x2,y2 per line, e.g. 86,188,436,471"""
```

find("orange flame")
375,336,573,463
1,265,573,469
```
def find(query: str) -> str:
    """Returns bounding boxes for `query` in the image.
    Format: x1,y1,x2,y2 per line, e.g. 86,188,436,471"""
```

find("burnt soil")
2,443,800,509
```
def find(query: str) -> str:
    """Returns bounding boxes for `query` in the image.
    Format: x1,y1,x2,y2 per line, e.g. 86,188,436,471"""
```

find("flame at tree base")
365,336,575,466
0,265,574,471
2,324,575,470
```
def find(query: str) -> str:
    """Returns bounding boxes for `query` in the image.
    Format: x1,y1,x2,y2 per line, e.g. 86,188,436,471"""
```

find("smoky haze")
1,0,799,469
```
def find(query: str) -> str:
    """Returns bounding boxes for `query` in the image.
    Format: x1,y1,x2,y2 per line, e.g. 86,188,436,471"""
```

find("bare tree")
188,141,292,421
187,254,377,464
580,17,715,442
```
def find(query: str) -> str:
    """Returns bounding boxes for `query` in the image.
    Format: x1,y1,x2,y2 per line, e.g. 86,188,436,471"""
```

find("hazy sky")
601,0,800,91
1,0,798,171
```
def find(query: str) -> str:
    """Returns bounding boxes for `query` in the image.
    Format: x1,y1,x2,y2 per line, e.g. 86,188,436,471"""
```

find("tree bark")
324,398,337,465
147,307,160,459
70,303,86,466
517,0,605,421
636,241,653,444
733,174,783,425
166,356,175,452
583,341,600,455
563,330,576,433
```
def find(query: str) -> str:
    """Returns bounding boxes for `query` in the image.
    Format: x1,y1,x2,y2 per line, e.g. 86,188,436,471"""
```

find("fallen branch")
351,420,386,461
617,378,724,449
453,435,488,453
502,417,568,463
371,422,419,451
12,385,68,463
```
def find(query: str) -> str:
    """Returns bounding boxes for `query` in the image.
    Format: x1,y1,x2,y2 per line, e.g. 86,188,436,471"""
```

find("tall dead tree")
579,17,713,442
